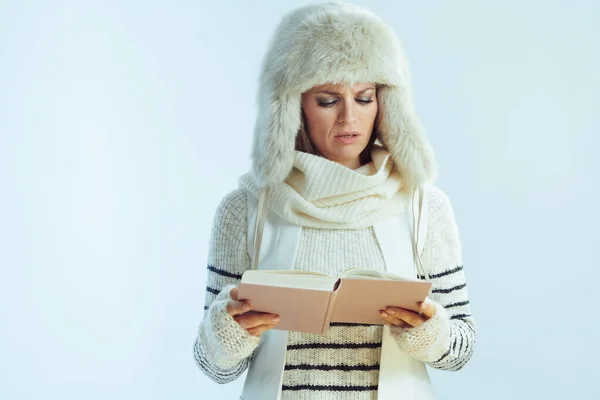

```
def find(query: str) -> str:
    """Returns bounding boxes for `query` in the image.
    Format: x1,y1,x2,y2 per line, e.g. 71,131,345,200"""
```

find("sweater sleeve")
390,186,476,371
193,188,260,384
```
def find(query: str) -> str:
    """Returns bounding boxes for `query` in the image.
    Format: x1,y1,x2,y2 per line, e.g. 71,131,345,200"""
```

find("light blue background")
1,0,599,399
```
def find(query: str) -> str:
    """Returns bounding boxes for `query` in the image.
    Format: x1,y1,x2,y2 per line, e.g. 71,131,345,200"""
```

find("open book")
237,268,432,335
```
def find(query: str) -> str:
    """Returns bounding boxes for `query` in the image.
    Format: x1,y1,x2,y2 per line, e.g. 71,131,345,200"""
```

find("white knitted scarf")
239,146,411,229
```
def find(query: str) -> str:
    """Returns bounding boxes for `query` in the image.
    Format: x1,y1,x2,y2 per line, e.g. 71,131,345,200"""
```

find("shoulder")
413,184,464,277
425,184,453,212
207,188,252,276
424,184,457,226
422,184,462,249
212,187,249,234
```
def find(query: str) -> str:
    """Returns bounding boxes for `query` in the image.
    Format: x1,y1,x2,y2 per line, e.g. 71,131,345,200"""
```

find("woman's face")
301,82,378,169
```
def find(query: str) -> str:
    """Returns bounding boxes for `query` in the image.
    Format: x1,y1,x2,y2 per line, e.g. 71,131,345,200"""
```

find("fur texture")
252,1,437,189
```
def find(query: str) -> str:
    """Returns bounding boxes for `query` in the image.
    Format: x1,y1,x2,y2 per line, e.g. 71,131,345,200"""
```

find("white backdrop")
1,0,599,399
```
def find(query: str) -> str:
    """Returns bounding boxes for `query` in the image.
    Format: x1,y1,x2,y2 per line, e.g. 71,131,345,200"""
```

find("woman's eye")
357,98,374,104
317,97,373,107
318,99,338,107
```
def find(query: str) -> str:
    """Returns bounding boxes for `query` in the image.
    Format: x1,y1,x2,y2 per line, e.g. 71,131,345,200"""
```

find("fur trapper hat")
251,1,437,189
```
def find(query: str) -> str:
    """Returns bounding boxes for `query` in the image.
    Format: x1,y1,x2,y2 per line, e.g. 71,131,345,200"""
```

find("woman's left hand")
379,300,436,328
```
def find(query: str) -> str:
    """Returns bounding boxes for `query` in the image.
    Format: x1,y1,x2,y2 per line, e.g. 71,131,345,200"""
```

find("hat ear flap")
252,92,302,187
376,86,437,189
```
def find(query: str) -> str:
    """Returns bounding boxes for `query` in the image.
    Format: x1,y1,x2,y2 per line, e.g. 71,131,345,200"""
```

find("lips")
334,132,360,144
335,132,360,138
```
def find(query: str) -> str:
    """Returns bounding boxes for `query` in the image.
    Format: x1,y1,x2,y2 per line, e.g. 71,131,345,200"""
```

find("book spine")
320,279,342,334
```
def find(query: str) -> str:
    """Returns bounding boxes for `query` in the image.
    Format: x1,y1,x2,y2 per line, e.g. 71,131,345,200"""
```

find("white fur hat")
251,1,437,189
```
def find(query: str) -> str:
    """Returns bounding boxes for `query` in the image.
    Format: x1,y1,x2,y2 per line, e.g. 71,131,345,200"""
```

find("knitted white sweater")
194,152,476,399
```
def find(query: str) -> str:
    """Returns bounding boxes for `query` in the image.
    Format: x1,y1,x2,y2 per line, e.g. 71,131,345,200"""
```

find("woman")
194,2,475,399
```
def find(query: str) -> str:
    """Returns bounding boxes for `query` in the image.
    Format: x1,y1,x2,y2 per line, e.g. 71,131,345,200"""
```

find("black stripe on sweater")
433,348,452,364
445,345,473,371
457,325,466,356
418,265,463,280
285,363,380,372
206,286,219,295
282,384,378,392
287,342,381,351
445,300,470,309
453,346,475,371
450,313,471,320
432,283,467,294
194,339,246,383
207,265,243,280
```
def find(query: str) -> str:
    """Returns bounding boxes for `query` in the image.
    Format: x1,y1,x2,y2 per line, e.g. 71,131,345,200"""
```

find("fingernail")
242,303,251,312
272,317,280,324
386,308,396,315
380,311,389,318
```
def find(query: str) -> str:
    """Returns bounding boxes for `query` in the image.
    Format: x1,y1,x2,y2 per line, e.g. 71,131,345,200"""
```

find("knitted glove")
389,300,452,363
198,284,260,368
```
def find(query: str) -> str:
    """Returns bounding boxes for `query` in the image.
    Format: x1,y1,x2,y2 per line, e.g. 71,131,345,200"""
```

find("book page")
237,283,333,334
340,267,416,282
332,278,432,324
241,270,336,291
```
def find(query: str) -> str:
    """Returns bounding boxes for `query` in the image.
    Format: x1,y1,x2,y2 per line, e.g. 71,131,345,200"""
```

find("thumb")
419,299,437,319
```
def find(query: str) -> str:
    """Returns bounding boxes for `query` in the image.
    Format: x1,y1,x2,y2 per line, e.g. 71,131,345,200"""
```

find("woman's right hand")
227,287,280,337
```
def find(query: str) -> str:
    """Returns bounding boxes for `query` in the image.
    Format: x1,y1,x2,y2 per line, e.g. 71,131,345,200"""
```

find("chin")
327,147,367,164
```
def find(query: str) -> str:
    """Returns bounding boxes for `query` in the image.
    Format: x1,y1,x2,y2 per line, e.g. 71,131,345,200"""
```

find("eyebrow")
315,87,376,95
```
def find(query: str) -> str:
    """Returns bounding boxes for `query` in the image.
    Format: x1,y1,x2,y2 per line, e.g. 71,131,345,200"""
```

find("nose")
338,101,357,124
